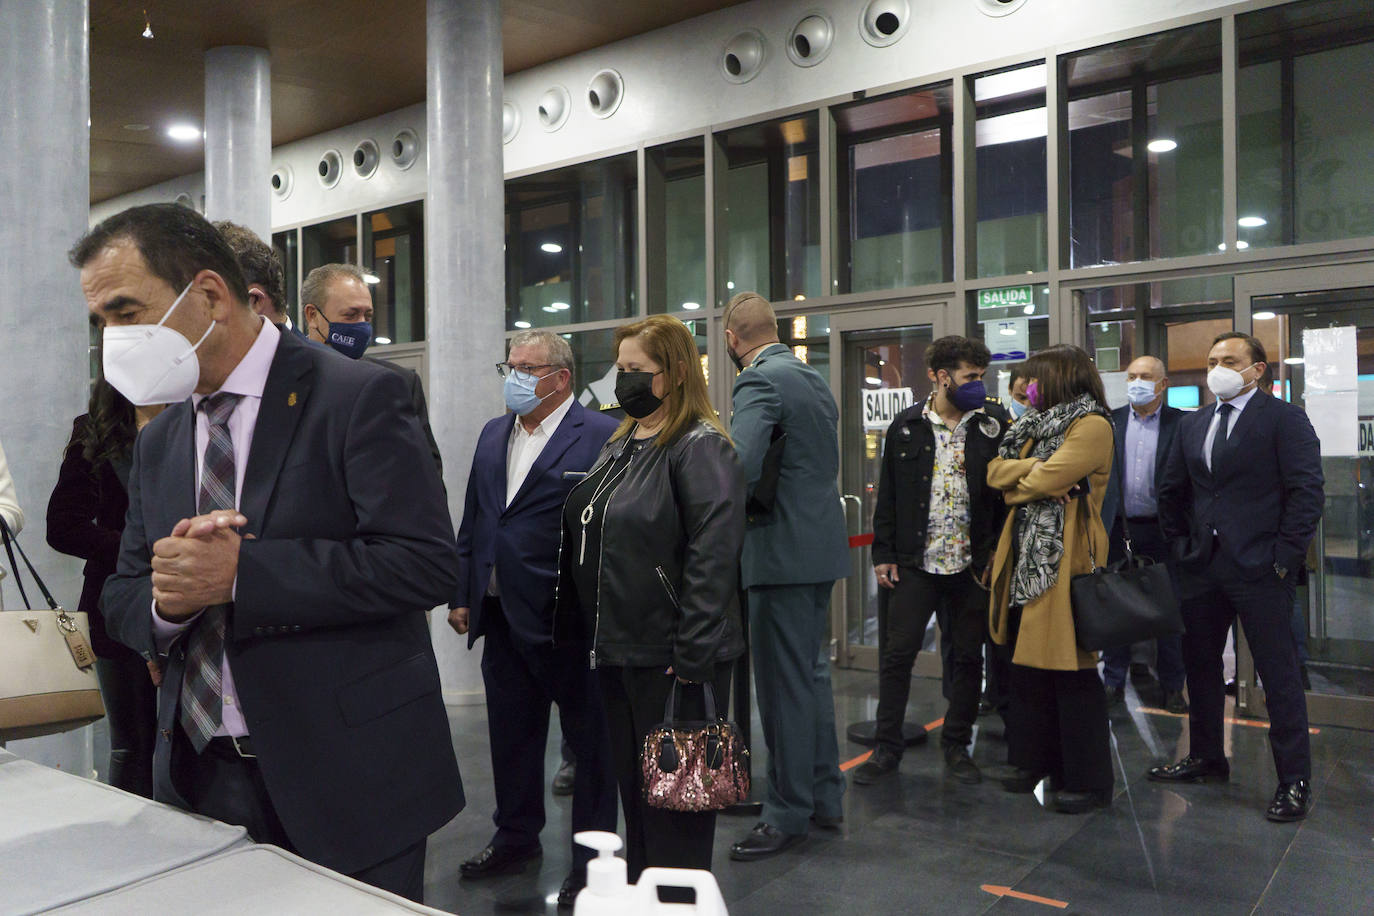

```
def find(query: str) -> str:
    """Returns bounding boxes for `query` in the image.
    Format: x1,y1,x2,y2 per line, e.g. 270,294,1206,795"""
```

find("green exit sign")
977,285,1035,310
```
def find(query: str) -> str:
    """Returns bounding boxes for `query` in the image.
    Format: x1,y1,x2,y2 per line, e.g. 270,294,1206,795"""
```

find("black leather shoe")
1266,780,1313,822
1104,684,1125,707
944,745,982,784
556,871,584,908
460,843,541,878
852,747,900,785
978,694,995,717
810,813,844,830
1224,678,1238,696
730,822,805,861
1052,789,1111,814
552,760,576,796
1163,690,1189,714
1000,767,1049,794
1146,756,1229,784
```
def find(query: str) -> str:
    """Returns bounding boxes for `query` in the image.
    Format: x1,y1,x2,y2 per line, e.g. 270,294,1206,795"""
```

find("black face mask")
615,369,664,420
728,344,746,372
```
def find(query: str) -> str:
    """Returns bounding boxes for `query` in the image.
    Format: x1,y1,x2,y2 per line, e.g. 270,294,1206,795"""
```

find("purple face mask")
1025,380,1043,410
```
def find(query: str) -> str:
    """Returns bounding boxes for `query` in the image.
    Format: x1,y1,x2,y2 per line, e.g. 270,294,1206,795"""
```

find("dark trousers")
749,582,845,835
1006,664,1114,794
94,653,158,799
479,598,617,876
1179,551,1311,782
875,566,987,755
1102,519,1185,691
598,663,732,882
172,729,427,902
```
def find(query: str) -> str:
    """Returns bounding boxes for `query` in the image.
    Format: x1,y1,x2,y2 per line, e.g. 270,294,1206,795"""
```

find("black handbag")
1069,505,1184,652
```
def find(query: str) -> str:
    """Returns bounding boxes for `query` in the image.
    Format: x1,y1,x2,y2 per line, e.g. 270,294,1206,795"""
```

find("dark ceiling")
91,0,747,203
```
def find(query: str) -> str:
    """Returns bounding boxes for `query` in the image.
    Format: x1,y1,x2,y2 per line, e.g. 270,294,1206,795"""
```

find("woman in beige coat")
987,345,1114,814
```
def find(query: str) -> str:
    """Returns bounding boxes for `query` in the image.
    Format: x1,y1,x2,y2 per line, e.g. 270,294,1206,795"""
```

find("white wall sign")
863,387,915,431
984,318,1029,362
1301,325,1358,457
1359,419,1374,457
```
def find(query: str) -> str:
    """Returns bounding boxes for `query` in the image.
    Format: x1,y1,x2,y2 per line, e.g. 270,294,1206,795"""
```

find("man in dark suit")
1099,355,1186,713
214,220,288,328
302,263,444,477
447,330,618,907
1151,331,1323,822
75,203,463,901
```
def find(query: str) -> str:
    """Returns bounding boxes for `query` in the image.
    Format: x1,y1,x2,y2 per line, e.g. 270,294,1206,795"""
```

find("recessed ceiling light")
541,242,562,254
1283,357,1304,365
513,320,531,329
1146,138,1177,153
1238,216,1268,228
166,124,203,142
542,306,559,313
726,281,735,290
865,376,882,386
374,336,392,345
362,273,381,284
550,301,570,311
1023,304,1036,315
1235,240,1250,250
123,123,150,131
1252,311,1277,320
682,302,701,310
1218,242,1227,251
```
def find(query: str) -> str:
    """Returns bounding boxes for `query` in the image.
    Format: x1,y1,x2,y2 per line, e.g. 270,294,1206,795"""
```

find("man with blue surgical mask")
447,331,618,907
1006,363,1032,420
301,263,443,475
1099,355,1187,713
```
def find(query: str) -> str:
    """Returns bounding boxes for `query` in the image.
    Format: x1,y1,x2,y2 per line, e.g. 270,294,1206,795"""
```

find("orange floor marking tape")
980,885,1070,908
839,717,944,771
1137,706,1320,735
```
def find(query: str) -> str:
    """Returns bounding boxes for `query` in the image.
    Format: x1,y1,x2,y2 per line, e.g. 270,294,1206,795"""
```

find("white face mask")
1126,379,1159,406
1206,363,1253,402
102,281,215,406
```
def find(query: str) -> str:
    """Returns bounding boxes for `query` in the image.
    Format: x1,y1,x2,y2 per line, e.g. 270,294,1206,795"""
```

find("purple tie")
179,392,241,752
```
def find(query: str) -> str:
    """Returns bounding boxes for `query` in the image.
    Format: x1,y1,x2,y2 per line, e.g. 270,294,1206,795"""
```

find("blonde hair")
609,315,728,446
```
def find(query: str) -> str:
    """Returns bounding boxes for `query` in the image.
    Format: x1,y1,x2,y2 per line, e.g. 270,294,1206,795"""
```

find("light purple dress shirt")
151,317,281,738
1123,406,1161,519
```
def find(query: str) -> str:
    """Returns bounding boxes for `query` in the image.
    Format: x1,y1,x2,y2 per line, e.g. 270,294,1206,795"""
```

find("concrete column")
0,0,94,773
426,0,505,704
204,47,271,241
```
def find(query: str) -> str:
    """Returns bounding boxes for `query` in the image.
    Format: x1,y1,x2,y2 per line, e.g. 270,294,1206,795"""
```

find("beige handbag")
0,518,105,741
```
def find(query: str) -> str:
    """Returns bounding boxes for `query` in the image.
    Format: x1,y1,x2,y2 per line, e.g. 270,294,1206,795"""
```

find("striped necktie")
179,392,242,752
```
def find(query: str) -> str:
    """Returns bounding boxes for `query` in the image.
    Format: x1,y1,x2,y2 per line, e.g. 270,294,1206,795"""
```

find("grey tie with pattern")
179,392,242,752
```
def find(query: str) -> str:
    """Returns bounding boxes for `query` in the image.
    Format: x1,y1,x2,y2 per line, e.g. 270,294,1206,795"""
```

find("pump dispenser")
574,831,634,915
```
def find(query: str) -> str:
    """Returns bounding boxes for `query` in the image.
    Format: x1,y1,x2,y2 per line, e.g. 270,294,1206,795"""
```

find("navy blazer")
1100,402,1183,537
1157,392,1324,576
454,398,618,647
102,330,463,875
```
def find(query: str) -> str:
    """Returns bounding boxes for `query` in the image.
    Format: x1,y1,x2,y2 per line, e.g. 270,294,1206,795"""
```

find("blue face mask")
325,321,372,360
947,378,987,412
503,369,553,416
1009,399,1028,419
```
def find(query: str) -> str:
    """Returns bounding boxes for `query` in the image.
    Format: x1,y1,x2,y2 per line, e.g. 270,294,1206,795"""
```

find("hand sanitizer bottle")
573,831,636,916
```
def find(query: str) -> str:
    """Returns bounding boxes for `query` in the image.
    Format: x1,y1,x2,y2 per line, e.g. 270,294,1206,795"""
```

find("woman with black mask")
556,314,745,884
47,379,164,798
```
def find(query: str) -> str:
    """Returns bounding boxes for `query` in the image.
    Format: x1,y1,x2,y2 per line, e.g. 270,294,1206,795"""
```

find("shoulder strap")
1,517,59,611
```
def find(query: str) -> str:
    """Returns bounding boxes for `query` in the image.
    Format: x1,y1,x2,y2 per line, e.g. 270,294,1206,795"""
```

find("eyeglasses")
495,362,556,379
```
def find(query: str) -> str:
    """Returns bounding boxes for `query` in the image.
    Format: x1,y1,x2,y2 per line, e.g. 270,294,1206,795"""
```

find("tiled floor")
420,668,1374,915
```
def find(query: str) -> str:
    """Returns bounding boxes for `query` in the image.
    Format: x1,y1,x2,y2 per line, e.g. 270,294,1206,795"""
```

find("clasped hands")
151,510,252,622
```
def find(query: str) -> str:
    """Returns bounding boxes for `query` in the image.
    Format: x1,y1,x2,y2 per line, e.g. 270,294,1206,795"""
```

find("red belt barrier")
848,533,874,549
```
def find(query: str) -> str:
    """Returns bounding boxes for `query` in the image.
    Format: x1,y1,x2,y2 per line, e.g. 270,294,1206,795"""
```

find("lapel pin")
288,392,298,407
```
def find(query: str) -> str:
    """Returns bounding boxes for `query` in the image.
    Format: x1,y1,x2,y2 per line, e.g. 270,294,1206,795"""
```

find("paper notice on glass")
1305,389,1358,456
1099,371,1128,410
1302,326,1357,393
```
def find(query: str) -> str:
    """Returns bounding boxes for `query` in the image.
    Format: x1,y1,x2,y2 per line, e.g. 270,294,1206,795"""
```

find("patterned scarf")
997,393,1111,605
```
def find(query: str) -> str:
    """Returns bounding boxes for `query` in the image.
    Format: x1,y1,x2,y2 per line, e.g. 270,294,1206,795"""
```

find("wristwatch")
1274,563,1288,580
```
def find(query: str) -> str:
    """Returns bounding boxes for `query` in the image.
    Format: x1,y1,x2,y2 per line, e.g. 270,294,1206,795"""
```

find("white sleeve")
0,438,24,535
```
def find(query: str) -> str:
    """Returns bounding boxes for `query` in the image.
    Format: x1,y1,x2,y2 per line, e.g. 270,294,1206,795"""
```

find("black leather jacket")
871,398,1010,573
554,421,746,682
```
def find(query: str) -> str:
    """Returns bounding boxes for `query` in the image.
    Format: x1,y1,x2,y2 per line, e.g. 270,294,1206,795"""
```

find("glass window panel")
1239,0,1374,249
1080,274,1233,314
1065,22,1223,267
271,229,298,327
302,216,357,278
974,63,1048,276
362,201,425,345
567,319,710,410
968,288,1050,381
836,85,953,293
506,153,637,330
651,138,706,314
775,312,830,381
719,114,821,304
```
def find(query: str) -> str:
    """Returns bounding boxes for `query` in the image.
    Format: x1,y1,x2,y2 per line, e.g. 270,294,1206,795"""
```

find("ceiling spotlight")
362,273,381,284
1023,304,1036,315
1283,357,1304,365
541,242,563,254
166,124,203,142
550,301,570,311
1236,240,1250,250
1146,138,1178,153
513,321,532,329
142,9,153,39
865,376,882,386
1238,215,1268,228
726,281,735,290
682,302,701,310
1252,311,1277,321
542,306,559,313
374,336,392,345
1217,242,1227,251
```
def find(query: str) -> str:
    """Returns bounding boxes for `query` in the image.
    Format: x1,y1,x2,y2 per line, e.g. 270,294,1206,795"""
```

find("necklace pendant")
580,505,595,526
579,524,587,565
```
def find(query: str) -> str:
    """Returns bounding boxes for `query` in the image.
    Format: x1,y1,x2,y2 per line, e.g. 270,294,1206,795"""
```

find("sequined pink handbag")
641,681,750,813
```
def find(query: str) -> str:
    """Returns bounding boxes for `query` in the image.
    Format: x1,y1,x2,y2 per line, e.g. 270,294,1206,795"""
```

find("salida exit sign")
977,285,1034,309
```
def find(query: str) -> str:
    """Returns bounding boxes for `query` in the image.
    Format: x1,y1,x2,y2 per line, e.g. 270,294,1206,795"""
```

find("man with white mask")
1150,331,1323,823
73,203,463,902
1098,355,1186,713
446,329,618,907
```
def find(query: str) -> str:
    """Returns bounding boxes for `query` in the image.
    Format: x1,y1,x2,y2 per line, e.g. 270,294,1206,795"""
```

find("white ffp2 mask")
102,281,215,406
1206,364,1253,401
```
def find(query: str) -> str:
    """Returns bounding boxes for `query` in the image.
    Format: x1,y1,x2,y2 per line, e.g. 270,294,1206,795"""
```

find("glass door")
829,304,946,671
1235,264,1374,730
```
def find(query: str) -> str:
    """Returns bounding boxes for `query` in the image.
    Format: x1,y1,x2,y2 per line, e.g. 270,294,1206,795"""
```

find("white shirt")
1202,384,1259,471
152,317,280,738
506,393,575,507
